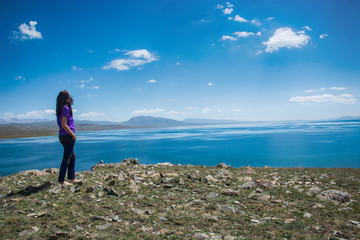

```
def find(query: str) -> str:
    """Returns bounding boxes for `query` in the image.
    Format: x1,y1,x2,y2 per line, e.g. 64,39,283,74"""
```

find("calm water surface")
1,120,360,176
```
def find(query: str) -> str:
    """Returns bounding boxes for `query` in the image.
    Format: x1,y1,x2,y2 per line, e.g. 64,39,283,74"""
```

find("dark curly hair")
56,90,73,117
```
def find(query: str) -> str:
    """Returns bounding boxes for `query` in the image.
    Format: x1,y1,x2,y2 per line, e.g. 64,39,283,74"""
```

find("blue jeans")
58,134,76,182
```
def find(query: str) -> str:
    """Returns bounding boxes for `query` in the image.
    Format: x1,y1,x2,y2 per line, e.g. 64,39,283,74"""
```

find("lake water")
1,120,360,176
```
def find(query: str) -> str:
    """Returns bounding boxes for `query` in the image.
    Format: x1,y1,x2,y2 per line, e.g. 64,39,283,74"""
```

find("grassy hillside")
0,160,359,239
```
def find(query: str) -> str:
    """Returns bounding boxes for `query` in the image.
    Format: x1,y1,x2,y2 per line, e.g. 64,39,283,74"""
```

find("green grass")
1,164,359,239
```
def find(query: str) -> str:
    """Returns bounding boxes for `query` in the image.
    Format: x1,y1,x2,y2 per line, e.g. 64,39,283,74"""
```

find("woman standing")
56,90,78,185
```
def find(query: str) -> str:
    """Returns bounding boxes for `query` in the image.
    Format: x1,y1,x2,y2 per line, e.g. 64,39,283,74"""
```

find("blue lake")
1,120,360,176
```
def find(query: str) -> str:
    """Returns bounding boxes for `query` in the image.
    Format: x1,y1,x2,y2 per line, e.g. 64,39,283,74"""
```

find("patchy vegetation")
1,159,359,239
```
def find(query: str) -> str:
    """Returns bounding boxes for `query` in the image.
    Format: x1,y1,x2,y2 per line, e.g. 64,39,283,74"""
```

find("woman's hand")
72,134,77,141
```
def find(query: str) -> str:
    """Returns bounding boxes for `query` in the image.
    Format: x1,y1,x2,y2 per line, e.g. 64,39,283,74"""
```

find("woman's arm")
61,116,76,140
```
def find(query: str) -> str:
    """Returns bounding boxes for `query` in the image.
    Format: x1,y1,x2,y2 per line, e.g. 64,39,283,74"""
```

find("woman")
56,90,79,185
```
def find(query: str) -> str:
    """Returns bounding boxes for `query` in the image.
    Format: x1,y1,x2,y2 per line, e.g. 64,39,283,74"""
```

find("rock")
91,160,105,170
161,177,172,183
129,180,139,193
86,186,95,193
313,203,325,209
97,191,104,197
307,186,321,195
19,169,48,176
220,189,238,196
131,208,145,215
241,165,255,174
44,168,59,174
251,219,261,224
104,187,119,196
188,172,202,181
205,175,218,182
159,217,168,221
258,194,271,201
219,205,244,214
238,176,252,182
239,181,256,189
70,185,81,193
50,232,69,240
37,210,48,217
19,230,32,236
349,220,360,225
75,225,84,231
156,162,173,166
304,212,312,218
134,176,144,182
256,188,263,193
163,184,173,189
92,216,107,221
216,169,232,180
317,190,350,204
194,233,209,240
217,163,230,168
178,178,185,185
207,192,220,199
48,185,62,194
95,223,112,230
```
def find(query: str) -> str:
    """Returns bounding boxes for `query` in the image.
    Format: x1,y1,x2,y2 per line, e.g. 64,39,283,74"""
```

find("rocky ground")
0,159,359,240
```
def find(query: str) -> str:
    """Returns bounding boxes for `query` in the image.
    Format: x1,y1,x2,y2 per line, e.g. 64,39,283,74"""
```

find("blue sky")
1,0,360,121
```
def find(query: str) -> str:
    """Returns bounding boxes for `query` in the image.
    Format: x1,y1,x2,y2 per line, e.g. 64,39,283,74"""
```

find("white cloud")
303,26,312,31
79,77,93,88
263,27,310,53
91,86,100,89
78,112,105,118
15,21,42,40
187,107,197,110
216,4,224,9
234,15,248,22
233,108,243,112
320,34,328,39
226,2,234,8
133,108,165,115
228,17,233,20
305,87,346,93
331,87,346,90
289,94,357,104
176,62,180,66
146,79,157,83
15,76,26,81
266,17,274,21
223,8,234,15
304,89,317,93
251,19,261,26
125,49,156,61
202,107,211,113
72,66,83,71
221,35,237,41
4,113,14,118
256,50,263,55
208,82,214,86
233,31,261,37
86,49,93,53
103,49,158,71
17,109,55,119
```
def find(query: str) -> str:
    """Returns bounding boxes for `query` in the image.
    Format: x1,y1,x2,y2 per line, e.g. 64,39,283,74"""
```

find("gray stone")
205,175,218,182
207,192,220,199
194,233,209,240
220,189,238,196
239,181,257,189
19,230,32,236
70,185,81,193
163,184,173,189
217,163,230,168
317,190,350,204
104,187,119,196
95,223,112,230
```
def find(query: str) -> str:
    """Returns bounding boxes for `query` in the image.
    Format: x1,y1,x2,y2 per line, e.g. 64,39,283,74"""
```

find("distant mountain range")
1,115,359,139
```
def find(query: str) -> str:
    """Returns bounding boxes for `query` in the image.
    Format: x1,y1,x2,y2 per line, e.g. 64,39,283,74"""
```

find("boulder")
317,190,350,204
220,189,238,196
